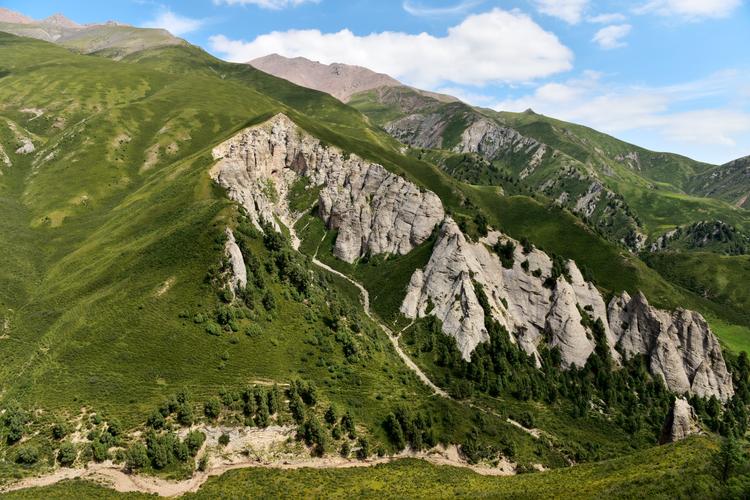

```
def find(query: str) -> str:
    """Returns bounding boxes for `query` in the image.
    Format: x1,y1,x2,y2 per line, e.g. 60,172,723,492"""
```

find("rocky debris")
224,228,247,292
384,113,448,150
615,151,642,171
574,182,604,218
608,291,734,401
454,118,547,169
211,113,444,263
659,397,700,444
401,219,614,366
249,54,402,102
15,138,35,155
0,143,11,168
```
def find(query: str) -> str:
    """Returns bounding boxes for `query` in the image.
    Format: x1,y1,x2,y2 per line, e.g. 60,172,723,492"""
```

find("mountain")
249,53,458,104
689,154,750,209
0,8,183,58
0,17,749,498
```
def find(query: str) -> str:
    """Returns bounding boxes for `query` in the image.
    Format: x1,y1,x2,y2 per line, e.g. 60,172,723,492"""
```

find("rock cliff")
224,228,247,293
608,292,734,401
401,219,615,367
659,397,700,444
211,113,444,263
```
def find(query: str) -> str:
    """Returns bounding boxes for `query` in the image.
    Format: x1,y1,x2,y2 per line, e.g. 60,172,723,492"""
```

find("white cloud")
142,8,205,35
403,0,482,16
587,13,627,23
208,9,573,88
532,0,589,24
636,0,742,19
214,0,319,9
493,70,750,161
592,24,632,49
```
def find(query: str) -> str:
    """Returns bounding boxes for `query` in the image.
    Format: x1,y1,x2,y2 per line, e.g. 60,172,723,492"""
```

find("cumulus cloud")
592,24,632,49
402,0,482,16
214,0,319,9
208,9,573,87
142,8,204,35
494,70,750,157
636,0,742,19
532,0,589,24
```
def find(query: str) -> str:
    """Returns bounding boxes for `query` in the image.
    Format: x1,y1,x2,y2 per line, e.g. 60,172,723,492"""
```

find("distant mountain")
249,53,458,104
0,7,183,58
249,54,401,102
689,154,750,209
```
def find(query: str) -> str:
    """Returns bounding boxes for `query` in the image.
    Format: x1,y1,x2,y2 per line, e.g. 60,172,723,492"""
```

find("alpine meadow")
0,2,749,499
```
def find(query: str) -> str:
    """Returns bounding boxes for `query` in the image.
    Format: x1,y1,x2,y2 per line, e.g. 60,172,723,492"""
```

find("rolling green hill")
0,25,748,498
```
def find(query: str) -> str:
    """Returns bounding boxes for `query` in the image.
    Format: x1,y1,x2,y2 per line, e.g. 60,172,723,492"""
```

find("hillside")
689,155,750,209
0,17,749,499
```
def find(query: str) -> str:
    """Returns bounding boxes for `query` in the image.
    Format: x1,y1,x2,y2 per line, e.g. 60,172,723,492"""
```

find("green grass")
6,437,744,500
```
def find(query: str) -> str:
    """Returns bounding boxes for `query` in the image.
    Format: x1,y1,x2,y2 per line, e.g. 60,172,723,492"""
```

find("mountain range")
0,8,748,498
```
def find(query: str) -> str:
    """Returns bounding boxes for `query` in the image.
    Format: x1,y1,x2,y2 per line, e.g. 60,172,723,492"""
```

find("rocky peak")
211,113,444,263
41,13,80,28
608,291,734,401
659,397,700,444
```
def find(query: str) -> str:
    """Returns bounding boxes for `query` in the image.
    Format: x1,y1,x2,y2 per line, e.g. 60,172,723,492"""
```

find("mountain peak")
249,53,402,102
0,7,35,24
41,13,80,28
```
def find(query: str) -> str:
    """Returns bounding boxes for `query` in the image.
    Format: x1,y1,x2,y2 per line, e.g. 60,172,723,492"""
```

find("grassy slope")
0,33,560,475
7,437,745,499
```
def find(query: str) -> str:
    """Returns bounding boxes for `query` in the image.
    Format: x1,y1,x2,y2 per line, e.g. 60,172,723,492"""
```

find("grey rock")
608,291,734,401
224,228,247,292
211,113,444,263
659,397,700,444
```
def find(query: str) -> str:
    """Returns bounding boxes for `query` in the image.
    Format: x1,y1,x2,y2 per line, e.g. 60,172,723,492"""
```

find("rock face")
211,113,444,263
454,119,547,170
659,397,700,444
608,292,734,401
401,219,614,366
249,54,402,102
224,228,247,292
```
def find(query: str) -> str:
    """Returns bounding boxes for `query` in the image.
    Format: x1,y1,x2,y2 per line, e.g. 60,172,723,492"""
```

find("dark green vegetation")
6,437,750,499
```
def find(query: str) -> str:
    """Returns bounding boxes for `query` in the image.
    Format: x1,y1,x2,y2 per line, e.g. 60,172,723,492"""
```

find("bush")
91,440,109,462
185,430,206,456
340,441,351,458
218,433,230,446
147,410,165,429
125,443,149,471
198,455,209,471
58,442,77,466
15,445,39,465
356,437,370,460
176,403,194,426
51,422,68,440
204,397,222,420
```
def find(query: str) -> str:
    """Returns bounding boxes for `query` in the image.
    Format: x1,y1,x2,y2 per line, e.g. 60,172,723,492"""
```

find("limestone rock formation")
659,397,700,444
453,118,547,171
608,291,734,401
211,113,444,263
224,228,247,292
401,219,613,366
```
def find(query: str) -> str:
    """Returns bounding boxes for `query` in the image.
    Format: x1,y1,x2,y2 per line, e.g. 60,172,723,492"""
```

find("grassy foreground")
4,437,747,499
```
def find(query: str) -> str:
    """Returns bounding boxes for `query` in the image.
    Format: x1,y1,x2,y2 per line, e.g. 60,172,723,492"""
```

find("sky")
4,0,750,164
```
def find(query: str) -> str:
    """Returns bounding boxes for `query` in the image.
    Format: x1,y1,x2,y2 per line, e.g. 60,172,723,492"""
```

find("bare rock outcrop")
211,113,444,263
659,397,700,444
608,291,734,401
224,228,247,292
401,219,613,366
454,118,547,170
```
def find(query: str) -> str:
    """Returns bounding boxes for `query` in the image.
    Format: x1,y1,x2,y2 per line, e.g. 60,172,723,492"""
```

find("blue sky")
4,0,750,164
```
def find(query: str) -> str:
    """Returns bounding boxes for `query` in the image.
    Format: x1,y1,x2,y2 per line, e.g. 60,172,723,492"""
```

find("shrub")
356,437,370,460
15,445,39,465
185,431,206,456
58,442,77,466
204,397,222,420
147,410,165,429
198,455,209,471
125,443,149,471
176,403,194,426
218,433,230,446
340,441,351,458
91,441,109,462
51,422,68,440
